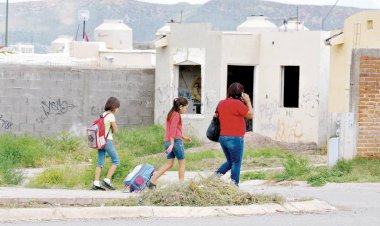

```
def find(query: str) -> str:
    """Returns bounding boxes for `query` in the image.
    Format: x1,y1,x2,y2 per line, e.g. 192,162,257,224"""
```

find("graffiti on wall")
36,98,77,124
41,98,77,117
275,119,303,143
0,114,13,130
301,88,319,118
258,100,279,132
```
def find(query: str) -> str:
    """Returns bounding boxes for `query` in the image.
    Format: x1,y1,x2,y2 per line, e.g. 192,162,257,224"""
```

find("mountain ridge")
0,0,366,52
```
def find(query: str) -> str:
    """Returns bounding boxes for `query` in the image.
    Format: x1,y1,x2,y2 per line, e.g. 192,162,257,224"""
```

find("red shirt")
165,111,182,141
218,98,249,137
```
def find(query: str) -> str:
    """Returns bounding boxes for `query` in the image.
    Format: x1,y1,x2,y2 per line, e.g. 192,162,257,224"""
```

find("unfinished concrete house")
154,16,331,148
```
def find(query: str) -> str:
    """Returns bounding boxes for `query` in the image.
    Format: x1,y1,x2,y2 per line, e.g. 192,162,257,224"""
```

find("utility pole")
78,10,89,41
82,19,86,40
5,0,9,47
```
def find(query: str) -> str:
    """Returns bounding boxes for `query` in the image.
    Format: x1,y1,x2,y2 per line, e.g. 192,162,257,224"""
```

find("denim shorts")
165,139,185,160
97,140,120,167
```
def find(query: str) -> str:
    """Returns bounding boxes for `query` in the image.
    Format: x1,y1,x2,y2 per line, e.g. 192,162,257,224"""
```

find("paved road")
3,211,379,226
3,181,380,226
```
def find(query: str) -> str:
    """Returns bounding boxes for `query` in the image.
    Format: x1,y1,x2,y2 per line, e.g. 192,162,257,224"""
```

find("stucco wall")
154,23,224,137
256,31,330,146
0,65,155,136
329,10,380,112
155,23,330,147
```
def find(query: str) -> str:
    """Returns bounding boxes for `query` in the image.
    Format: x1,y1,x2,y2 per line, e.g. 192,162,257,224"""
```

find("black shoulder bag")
206,101,221,142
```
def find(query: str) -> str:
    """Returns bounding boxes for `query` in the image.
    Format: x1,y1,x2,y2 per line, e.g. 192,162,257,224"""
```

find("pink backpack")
87,113,111,149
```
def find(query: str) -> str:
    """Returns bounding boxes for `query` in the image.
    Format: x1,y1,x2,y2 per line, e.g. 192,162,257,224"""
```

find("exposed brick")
357,55,380,158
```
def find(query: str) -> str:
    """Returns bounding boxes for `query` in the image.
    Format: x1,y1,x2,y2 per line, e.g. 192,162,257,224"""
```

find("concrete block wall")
0,65,155,136
356,55,380,158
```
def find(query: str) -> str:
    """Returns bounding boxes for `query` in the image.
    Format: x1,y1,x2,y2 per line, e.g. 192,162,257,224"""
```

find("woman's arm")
242,93,253,119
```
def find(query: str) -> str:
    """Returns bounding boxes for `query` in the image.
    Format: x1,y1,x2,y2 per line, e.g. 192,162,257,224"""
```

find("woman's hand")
241,93,251,105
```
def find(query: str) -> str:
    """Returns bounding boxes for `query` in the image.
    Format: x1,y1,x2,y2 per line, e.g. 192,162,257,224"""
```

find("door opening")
227,65,255,132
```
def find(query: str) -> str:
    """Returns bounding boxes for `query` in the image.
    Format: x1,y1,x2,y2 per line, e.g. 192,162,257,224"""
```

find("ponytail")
167,97,188,121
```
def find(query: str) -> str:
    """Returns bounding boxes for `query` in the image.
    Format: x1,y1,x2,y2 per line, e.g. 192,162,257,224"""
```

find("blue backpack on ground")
123,163,155,192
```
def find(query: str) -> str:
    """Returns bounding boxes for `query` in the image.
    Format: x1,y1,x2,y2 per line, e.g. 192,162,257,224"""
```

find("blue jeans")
216,136,244,185
165,139,185,160
97,140,120,167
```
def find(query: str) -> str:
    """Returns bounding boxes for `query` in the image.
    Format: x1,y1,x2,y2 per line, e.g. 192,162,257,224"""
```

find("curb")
0,199,336,222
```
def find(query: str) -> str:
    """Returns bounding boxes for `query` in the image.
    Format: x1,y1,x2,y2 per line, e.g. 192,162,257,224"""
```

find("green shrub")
0,134,44,167
41,132,91,164
42,132,82,153
275,155,311,181
28,166,88,189
0,155,23,185
307,168,330,186
115,126,166,156
115,125,201,157
333,160,353,175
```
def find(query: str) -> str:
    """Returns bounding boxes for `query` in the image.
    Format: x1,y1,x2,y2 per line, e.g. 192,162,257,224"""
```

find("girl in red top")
149,97,192,188
215,82,253,186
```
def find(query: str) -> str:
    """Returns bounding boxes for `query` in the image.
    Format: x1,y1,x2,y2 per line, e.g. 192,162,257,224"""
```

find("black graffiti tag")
41,98,77,117
0,114,13,130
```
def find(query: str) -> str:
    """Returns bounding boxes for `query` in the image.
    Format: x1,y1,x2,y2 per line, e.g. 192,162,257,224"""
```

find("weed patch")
28,166,87,189
275,155,311,181
244,148,291,159
0,134,44,167
240,171,268,181
41,132,92,165
0,155,23,185
115,125,201,157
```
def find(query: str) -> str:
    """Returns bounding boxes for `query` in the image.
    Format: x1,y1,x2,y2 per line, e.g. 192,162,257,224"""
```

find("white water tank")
94,20,133,50
50,35,73,53
279,18,309,31
237,15,277,33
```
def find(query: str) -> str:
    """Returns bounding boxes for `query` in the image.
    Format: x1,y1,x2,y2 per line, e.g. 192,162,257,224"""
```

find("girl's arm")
166,137,175,153
182,135,192,143
167,114,180,153
110,121,118,134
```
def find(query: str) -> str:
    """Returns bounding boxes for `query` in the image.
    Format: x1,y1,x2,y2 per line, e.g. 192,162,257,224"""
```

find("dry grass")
112,177,284,207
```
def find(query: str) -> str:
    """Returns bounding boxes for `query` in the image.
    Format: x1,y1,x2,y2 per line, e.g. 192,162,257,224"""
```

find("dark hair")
227,82,244,99
167,97,188,121
104,97,120,112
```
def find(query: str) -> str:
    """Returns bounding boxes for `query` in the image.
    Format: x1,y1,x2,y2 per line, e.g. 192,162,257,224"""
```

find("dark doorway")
227,65,254,132
282,66,300,108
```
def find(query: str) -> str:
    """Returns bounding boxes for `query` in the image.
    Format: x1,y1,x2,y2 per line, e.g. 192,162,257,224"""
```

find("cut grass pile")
110,177,284,207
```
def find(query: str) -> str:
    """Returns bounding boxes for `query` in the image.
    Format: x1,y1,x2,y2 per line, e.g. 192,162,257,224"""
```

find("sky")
136,0,380,9
0,0,379,9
